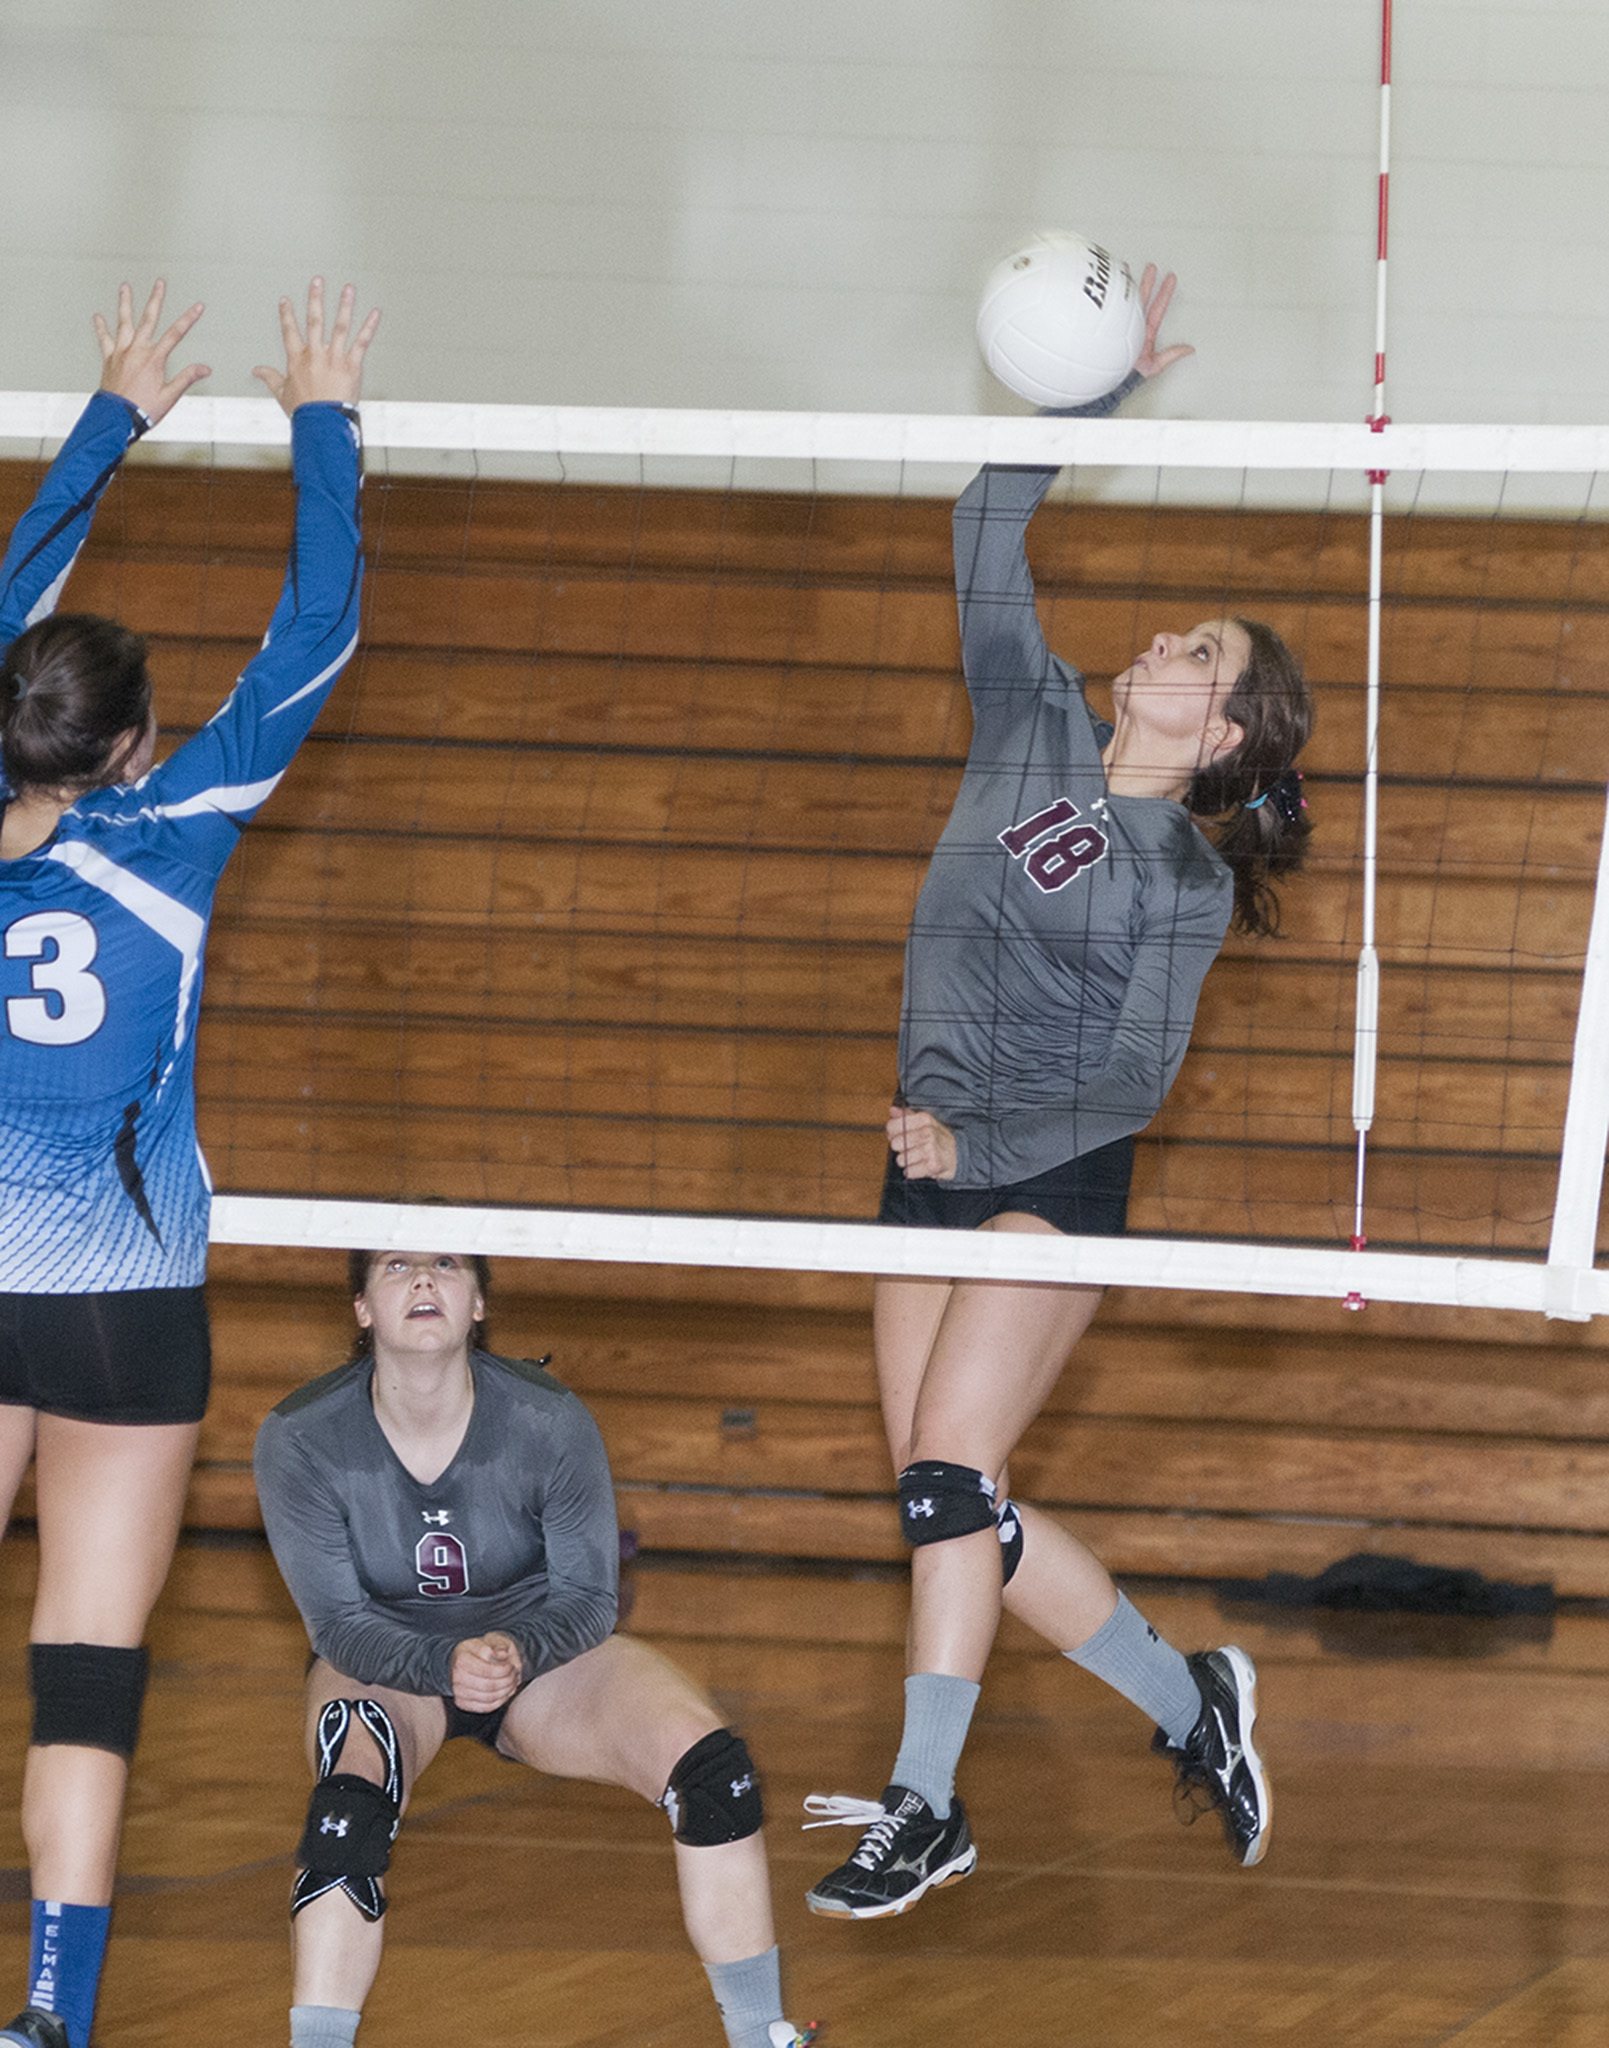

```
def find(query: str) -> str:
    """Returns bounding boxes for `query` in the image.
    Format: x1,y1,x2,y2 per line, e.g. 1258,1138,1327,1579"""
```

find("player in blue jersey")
0,277,379,2048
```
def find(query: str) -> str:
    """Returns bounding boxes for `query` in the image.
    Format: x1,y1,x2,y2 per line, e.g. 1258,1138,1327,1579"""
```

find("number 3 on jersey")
3,911,108,1046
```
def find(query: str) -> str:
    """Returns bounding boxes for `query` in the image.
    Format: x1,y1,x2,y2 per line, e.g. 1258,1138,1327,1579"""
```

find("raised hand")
253,278,381,417
1134,264,1195,381
94,281,210,426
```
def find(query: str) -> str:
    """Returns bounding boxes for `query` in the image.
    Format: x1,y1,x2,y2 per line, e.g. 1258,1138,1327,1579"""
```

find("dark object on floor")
1222,1551,1554,1617
1218,1551,1555,1659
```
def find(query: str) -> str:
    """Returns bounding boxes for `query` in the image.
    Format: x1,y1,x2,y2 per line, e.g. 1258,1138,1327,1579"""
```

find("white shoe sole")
805,1841,978,1919
1220,1642,1272,1867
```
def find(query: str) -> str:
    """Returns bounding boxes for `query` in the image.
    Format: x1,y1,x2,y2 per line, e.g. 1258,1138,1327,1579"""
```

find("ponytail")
1185,618,1314,937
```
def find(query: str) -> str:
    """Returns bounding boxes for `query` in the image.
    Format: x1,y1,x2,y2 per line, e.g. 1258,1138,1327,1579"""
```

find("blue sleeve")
0,391,143,656
140,400,363,877
952,372,1143,728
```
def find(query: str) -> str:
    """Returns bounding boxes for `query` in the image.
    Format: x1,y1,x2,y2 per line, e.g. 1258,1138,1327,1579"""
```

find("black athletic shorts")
442,1696,515,1751
0,1286,211,1424
877,1132,1134,1238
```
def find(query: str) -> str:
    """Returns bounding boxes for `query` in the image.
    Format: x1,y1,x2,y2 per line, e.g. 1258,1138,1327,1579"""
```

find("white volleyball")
977,231,1146,407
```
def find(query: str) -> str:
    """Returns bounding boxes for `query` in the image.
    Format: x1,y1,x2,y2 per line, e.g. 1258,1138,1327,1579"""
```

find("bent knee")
660,1727,764,1845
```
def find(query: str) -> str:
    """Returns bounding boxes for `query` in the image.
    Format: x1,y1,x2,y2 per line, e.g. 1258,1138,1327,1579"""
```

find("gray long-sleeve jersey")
900,399,1233,1188
253,1350,619,1697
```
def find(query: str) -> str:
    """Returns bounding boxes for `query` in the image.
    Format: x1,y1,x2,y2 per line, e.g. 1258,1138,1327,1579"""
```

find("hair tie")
1244,767,1306,826
6,672,27,703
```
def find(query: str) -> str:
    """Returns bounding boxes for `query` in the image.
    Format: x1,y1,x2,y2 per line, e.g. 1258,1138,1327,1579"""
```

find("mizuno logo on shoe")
1212,1706,1243,1785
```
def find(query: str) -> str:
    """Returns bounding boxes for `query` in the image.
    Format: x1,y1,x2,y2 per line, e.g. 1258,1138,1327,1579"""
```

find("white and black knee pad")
30,1642,149,1760
660,1728,763,1846
291,1697,403,1923
898,1460,998,1548
996,1495,1024,1585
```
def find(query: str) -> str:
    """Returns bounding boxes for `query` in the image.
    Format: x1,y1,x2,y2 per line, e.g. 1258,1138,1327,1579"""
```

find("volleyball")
976,231,1147,408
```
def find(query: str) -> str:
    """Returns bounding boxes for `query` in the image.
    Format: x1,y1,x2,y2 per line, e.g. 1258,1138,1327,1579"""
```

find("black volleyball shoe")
803,1784,977,1918
0,2011,69,2048
1152,1645,1271,1867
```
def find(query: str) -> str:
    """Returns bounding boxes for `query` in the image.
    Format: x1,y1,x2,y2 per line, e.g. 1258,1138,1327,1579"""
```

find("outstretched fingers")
1135,262,1194,380
94,278,209,425
255,277,381,416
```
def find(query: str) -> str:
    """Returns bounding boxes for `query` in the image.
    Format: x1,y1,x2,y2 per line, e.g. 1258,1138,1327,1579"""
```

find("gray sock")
1064,1592,1202,1746
889,1670,981,1818
290,2008,361,2048
705,1945,784,2048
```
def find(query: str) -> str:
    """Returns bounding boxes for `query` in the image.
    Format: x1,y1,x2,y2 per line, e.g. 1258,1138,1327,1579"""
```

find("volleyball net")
3,394,1607,1318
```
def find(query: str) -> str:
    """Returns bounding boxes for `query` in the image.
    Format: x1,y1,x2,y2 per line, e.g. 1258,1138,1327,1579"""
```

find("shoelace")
801,1792,907,1870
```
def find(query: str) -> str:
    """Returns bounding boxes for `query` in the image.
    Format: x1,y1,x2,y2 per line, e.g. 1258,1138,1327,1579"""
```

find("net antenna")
1347,0,1394,1307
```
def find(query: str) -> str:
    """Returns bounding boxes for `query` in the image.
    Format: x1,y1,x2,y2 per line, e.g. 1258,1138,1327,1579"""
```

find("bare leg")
289,1663,446,2016
1004,1501,1122,1647
875,1237,1118,1659
499,1635,776,1967
24,1414,199,1904
0,1407,39,1538
890,1216,1108,1680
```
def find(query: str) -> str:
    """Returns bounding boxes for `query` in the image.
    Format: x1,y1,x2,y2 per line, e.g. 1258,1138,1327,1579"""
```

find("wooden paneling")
7,452,1609,1578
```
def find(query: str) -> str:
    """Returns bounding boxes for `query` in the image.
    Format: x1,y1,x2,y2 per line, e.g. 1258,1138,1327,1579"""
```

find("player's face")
354,1251,485,1362
1111,619,1251,755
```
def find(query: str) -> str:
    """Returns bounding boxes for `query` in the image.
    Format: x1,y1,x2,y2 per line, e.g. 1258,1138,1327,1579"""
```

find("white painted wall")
0,0,1604,428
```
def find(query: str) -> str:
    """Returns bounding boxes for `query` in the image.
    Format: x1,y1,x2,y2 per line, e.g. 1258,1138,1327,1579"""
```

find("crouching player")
253,1249,817,2048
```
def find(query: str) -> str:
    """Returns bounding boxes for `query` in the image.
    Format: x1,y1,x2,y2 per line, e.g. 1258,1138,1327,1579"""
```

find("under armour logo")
320,1816,350,1837
906,1498,936,1519
422,1509,452,1526
731,1774,754,1797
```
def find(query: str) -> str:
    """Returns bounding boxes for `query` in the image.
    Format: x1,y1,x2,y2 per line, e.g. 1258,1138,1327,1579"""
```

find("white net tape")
5,396,1604,1314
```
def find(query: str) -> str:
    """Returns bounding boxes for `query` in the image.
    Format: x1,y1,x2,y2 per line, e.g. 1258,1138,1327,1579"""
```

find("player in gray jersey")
254,1250,816,2048
807,270,1313,1920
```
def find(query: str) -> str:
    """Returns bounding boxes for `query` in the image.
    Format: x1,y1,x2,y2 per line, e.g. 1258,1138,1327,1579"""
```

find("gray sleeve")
498,1391,619,1683
947,867,1229,1186
952,372,1144,724
253,1413,457,1696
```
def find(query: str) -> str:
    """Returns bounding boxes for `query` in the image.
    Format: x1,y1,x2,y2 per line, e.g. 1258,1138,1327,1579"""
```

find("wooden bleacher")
7,449,1609,1591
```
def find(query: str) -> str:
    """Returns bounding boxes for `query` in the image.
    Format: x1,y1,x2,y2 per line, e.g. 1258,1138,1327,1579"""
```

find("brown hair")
0,613,152,793
1185,617,1314,938
346,1249,494,1363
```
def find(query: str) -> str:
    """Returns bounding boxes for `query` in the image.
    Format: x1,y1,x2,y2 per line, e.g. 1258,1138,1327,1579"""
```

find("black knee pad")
661,1728,763,1846
296,1773,400,1877
291,1697,402,1924
898,1461,998,1548
30,1642,149,1759
996,1496,1024,1586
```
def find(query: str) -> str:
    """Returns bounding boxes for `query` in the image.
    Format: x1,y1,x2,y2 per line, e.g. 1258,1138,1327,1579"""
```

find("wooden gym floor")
0,1539,1605,2044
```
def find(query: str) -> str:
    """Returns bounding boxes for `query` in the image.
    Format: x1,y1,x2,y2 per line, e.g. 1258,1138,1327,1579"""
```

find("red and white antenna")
1346,0,1393,1309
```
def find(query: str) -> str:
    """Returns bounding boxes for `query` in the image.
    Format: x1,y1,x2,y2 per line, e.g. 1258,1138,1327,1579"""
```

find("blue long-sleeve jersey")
0,392,363,1292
